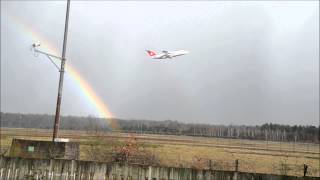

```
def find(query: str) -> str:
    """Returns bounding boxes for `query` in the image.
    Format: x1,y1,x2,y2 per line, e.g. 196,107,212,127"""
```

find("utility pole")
52,0,71,141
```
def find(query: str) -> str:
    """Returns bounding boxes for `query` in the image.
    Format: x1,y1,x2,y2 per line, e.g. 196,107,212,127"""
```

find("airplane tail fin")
146,50,157,57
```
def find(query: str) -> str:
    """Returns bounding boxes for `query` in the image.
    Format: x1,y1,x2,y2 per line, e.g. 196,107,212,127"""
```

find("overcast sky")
1,1,319,125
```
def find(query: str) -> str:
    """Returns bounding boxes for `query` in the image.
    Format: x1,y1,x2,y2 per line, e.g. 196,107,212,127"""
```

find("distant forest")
1,112,319,143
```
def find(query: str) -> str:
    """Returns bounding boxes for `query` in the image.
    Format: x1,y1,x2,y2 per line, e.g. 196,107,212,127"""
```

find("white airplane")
146,50,189,59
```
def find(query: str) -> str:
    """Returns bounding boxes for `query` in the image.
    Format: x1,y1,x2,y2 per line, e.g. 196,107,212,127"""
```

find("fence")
1,156,319,180
1,128,319,177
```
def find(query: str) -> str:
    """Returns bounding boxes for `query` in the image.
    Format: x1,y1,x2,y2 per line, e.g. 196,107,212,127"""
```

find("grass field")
0,127,319,177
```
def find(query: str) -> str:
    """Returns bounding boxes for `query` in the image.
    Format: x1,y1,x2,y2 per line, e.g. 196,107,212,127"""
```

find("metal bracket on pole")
45,54,61,71
32,47,65,72
33,48,62,60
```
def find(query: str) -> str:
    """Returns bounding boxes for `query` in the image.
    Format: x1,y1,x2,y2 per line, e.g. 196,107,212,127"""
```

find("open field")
1,127,319,177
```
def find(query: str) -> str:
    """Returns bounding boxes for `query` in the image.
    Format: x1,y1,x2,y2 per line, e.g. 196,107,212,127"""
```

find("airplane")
146,50,189,59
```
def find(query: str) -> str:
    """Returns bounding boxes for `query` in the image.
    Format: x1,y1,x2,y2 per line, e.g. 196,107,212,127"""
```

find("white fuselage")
151,50,189,59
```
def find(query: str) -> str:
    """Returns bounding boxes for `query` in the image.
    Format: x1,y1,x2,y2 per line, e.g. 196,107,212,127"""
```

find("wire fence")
151,157,319,177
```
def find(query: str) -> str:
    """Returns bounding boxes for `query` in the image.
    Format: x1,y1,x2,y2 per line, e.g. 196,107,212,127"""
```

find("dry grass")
147,143,319,176
1,127,319,177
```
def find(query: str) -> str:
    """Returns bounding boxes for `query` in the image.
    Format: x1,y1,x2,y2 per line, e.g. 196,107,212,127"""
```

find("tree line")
1,112,318,143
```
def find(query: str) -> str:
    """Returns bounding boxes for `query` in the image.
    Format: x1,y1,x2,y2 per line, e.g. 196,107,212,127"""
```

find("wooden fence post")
49,159,53,180
71,159,75,180
148,166,152,180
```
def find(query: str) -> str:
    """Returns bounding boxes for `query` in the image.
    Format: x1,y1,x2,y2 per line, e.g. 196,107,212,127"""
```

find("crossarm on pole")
32,47,66,72
45,54,61,71
34,48,62,60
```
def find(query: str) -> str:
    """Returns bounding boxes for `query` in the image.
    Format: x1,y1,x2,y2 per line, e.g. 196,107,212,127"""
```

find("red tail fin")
146,50,157,57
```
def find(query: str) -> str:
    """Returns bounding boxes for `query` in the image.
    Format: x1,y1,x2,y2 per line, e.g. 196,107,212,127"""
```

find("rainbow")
6,14,119,130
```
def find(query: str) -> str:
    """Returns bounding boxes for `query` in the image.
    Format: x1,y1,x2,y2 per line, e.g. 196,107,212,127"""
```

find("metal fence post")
303,164,308,177
235,160,239,172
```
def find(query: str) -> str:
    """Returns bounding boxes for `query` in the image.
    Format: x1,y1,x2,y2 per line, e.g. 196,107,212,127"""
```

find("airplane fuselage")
147,50,189,59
